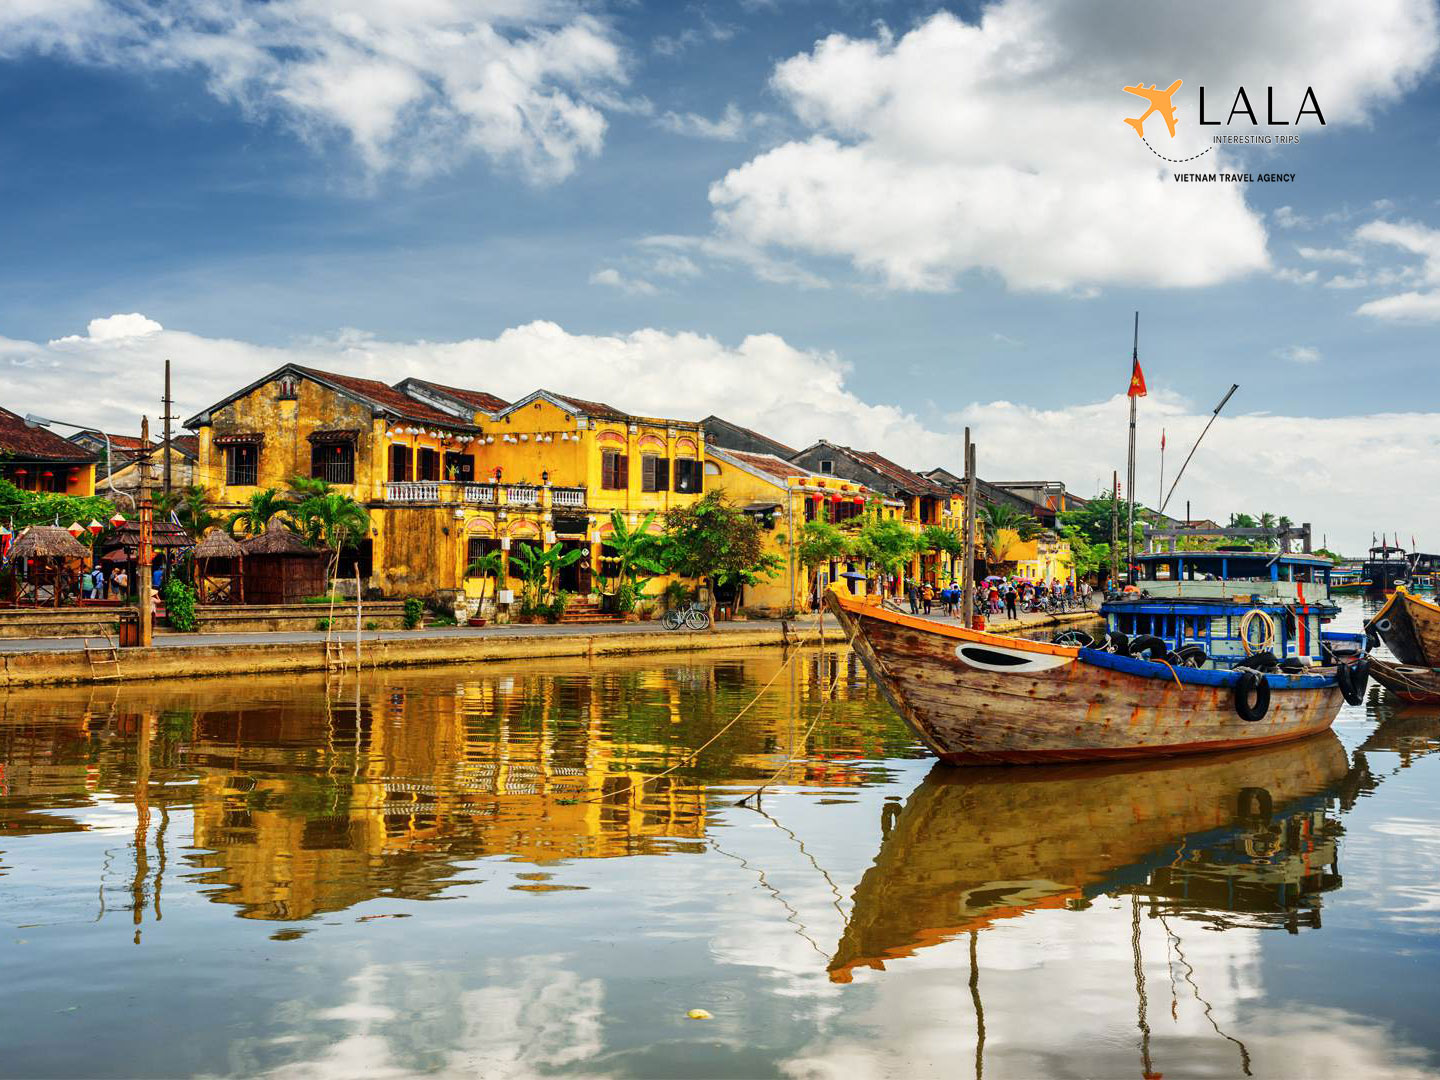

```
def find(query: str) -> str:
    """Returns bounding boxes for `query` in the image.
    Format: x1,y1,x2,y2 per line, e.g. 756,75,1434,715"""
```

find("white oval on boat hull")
953,642,1075,674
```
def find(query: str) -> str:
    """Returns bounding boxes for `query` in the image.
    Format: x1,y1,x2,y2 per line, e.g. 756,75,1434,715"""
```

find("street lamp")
23,413,135,509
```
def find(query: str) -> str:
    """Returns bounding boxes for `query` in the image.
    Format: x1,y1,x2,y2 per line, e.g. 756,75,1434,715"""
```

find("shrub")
162,579,198,632
546,591,571,623
403,598,424,629
663,580,692,611
315,618,331,631
364,620,379,631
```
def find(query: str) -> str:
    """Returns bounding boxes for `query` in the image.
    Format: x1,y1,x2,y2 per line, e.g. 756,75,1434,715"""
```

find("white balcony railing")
464,483,497,504
552,487,585,508
386,482,439,502
505,485,540,506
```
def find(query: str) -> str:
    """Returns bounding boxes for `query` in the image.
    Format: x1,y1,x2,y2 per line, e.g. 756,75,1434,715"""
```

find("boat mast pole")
1110,471,1119,587
1126,312,1138,585
1160,384,1238,515
961,427,975,626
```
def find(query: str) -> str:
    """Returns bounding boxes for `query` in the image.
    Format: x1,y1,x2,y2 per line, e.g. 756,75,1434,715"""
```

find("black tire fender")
1336,659,1368,706
1234,670,1271,722
1107,631,1130,657
1130,634,1168,660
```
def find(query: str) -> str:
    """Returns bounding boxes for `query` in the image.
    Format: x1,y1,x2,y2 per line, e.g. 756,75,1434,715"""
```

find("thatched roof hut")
194,529,245,559
240,520,324,604
11,525,90,561
103,518,191,555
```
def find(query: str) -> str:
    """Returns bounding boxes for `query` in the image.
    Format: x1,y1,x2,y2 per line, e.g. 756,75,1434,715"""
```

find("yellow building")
1012,533,1075,585
704,445,889,614
0,404,96,495
184,366,710,609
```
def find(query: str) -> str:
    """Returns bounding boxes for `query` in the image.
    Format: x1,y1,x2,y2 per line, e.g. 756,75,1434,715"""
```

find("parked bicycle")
663,601,711,631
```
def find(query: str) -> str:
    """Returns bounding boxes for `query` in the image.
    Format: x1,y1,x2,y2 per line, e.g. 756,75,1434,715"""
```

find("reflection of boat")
827,584,1357,765
829,734,1349,982
1366,586,1440,667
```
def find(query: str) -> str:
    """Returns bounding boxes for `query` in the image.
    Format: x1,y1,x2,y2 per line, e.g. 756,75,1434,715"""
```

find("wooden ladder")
82,634,121,681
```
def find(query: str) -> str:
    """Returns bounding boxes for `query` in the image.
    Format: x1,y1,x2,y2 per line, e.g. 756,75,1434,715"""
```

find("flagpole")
1158,429,1165,517
1126,312,1138,582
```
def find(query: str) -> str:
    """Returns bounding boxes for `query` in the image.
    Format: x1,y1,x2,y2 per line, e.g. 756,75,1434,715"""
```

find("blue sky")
1,0,1437,550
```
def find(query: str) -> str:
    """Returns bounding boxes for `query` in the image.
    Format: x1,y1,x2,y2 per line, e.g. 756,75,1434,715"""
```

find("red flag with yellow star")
1128,354,1147,397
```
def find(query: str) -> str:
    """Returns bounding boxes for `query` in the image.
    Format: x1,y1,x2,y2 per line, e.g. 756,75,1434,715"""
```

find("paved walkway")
0,615,843,655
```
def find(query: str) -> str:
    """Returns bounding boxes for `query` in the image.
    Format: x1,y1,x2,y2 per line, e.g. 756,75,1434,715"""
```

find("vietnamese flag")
1128,353,1148,398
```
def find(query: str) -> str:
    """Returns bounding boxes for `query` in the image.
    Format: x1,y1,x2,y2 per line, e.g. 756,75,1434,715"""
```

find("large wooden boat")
1369,656,1440,704
1367,586,1440,667
829,734,1350,981
828,580,1363,765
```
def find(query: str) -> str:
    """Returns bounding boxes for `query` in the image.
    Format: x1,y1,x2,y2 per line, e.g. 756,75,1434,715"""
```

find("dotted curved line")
1141,135,1212,163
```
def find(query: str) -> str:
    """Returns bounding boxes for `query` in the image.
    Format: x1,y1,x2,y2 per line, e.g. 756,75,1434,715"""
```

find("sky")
0,0,1438,554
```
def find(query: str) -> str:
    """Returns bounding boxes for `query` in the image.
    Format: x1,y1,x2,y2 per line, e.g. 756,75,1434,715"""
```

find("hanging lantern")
854,496,865,505
40,471,53,478
109,512,126,527
67,522,84,538
87,518,103,535
14,468,27,476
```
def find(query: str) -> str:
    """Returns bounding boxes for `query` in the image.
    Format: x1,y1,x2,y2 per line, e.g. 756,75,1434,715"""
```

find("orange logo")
1122,79,1182,138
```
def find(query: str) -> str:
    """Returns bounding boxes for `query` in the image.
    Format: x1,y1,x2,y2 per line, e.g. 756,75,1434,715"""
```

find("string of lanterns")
382,422,582,446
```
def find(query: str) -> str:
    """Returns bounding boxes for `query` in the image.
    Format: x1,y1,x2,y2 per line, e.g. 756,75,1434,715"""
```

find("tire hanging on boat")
1129,634,1168,660
1234,670,1271,722
1336,658,1369,707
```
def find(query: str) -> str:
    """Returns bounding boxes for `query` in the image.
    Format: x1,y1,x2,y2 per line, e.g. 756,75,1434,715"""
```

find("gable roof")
701,415,797,458
393,377,510,418
546,391,630,422
0,406,97,462
796,441,947,497
710,446,815,485
183,364,477,430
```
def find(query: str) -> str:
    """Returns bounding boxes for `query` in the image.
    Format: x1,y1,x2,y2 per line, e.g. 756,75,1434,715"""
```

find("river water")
2,599,1438,1079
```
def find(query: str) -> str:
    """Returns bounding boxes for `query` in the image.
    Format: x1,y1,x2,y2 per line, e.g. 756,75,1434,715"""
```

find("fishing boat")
1365,586,1440,666
1329,565,1369,595
829,733,1350,982
1361,543,1411,594
827,546,1368,765
1369,658,1440,704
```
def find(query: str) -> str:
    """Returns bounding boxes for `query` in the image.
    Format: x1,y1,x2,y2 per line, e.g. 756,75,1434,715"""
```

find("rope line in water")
735,657,843,806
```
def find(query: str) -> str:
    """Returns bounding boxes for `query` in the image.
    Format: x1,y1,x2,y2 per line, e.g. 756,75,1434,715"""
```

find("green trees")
226,487,291,537
509,542,583,618
602,510,667,612
795,519,852,579
0,478,116,532
918,524,965,581
854,517,916,584
977,503,1040,567
156,484,218,538
291,491,371,583
662,492,780,624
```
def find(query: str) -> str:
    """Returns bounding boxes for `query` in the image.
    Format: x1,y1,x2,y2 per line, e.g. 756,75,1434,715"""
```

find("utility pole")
961,429,978,627
161,359,175,500
1126,312,1139,586
137,414,153,647
1110,471,1119,587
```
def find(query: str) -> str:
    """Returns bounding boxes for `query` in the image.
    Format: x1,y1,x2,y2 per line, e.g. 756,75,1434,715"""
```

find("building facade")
0,405,96,495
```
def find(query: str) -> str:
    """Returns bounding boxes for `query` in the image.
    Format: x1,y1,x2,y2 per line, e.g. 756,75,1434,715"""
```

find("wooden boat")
827,583,1364,765
1367,586,1440,667
1362,543,1412,594
1369,656,1440,704
829,733,1349,981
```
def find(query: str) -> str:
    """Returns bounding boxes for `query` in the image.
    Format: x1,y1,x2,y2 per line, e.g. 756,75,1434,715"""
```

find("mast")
1126,312,1138,585
961,428,976,626
162,359,174,500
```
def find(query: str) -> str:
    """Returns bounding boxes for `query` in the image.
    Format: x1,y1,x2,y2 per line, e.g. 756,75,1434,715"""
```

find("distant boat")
1361,544,1411,594
827,552,1369,764
1329,565,1368,595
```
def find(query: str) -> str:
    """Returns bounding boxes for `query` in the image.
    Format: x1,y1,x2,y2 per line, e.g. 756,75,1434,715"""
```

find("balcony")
552,486,586,508
386,482,439,502
464,483,497,504
505,485,541,507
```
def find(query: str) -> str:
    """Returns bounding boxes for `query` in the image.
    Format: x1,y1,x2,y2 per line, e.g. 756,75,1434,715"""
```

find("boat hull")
1369,657,1440,704
1368,587,1440,667
827,591,1345,765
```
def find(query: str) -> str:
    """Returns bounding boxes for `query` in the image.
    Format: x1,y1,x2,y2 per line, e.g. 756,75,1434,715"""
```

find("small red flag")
1160,428,1166,451
1128,357,1148,398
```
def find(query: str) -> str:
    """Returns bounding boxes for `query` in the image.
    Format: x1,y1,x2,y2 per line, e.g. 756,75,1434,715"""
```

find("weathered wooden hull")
830,733,1350,981
1369,656,1440,704
827,591,1345,765
1368,587,1440,667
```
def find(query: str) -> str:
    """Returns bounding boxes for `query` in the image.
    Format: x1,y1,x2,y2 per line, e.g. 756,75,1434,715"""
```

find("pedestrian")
906,581,918,614
1005,586,1018,621
922,582,934,614
153,562,165,590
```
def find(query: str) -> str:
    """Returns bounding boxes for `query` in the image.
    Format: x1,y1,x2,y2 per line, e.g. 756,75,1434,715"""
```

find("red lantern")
854,496,865,505
40,470,53,478
67,522,84,538
14,468,26,476
87,519,103,535
109,513,126,527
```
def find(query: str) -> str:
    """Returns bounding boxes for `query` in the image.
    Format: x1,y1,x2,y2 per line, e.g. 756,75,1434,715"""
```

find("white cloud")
641,233,831,289
1273,206,1311,229
706,2,1438,292
1274,344,1321,364
588,267,658,295
53,312,165,343
1275,267,1320,285
0,1,629,184
1354,218,1440,320
4,312,1438,554
658,103,751,141
1297,246,1364,265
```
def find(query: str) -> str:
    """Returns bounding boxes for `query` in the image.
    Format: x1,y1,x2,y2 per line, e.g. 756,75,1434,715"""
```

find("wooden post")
138,496,153,647
162,359,174,501
961,429,977,627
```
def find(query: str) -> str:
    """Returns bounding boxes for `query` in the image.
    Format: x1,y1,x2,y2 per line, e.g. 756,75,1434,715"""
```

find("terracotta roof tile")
724,450,814,481
0,406,97,462
292,367,471,427
842,447,948,497
545,391,630,421
399,378,510,415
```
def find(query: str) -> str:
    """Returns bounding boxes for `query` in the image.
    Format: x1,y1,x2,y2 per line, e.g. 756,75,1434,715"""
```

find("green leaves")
854,517,916,575
795,519,851,571
0,478,116,534
663,491,779,592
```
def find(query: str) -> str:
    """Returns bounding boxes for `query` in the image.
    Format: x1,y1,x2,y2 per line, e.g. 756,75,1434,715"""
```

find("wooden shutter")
656,457,669,492
618,453,629,488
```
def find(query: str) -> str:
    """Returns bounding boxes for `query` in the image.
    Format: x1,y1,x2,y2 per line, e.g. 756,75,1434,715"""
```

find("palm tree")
292,492,370,584
977,503,1039,568
154,484,219,538
1259,511,1277,530
509,542,583,612
466,550,505,614
227,488,290,538
288,474,333,500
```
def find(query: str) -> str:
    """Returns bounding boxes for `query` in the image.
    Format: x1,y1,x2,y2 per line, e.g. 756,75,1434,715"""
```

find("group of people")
78,562,167,600
906,577,1092,620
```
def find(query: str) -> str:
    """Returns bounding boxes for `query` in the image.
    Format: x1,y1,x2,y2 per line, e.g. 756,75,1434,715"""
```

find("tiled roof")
0,406,96,462
291,367,469,426
546,391,631,422
842,447,949,497
724,449,815,482
397,378,510,415
701,415,797,457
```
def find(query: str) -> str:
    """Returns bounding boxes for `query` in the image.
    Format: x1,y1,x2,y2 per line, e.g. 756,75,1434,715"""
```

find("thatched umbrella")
194,529,246,604
10,526,90,606
239,519,324,604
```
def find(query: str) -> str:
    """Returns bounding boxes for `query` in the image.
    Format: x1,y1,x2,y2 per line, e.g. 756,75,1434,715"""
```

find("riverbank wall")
0,613,1103,688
